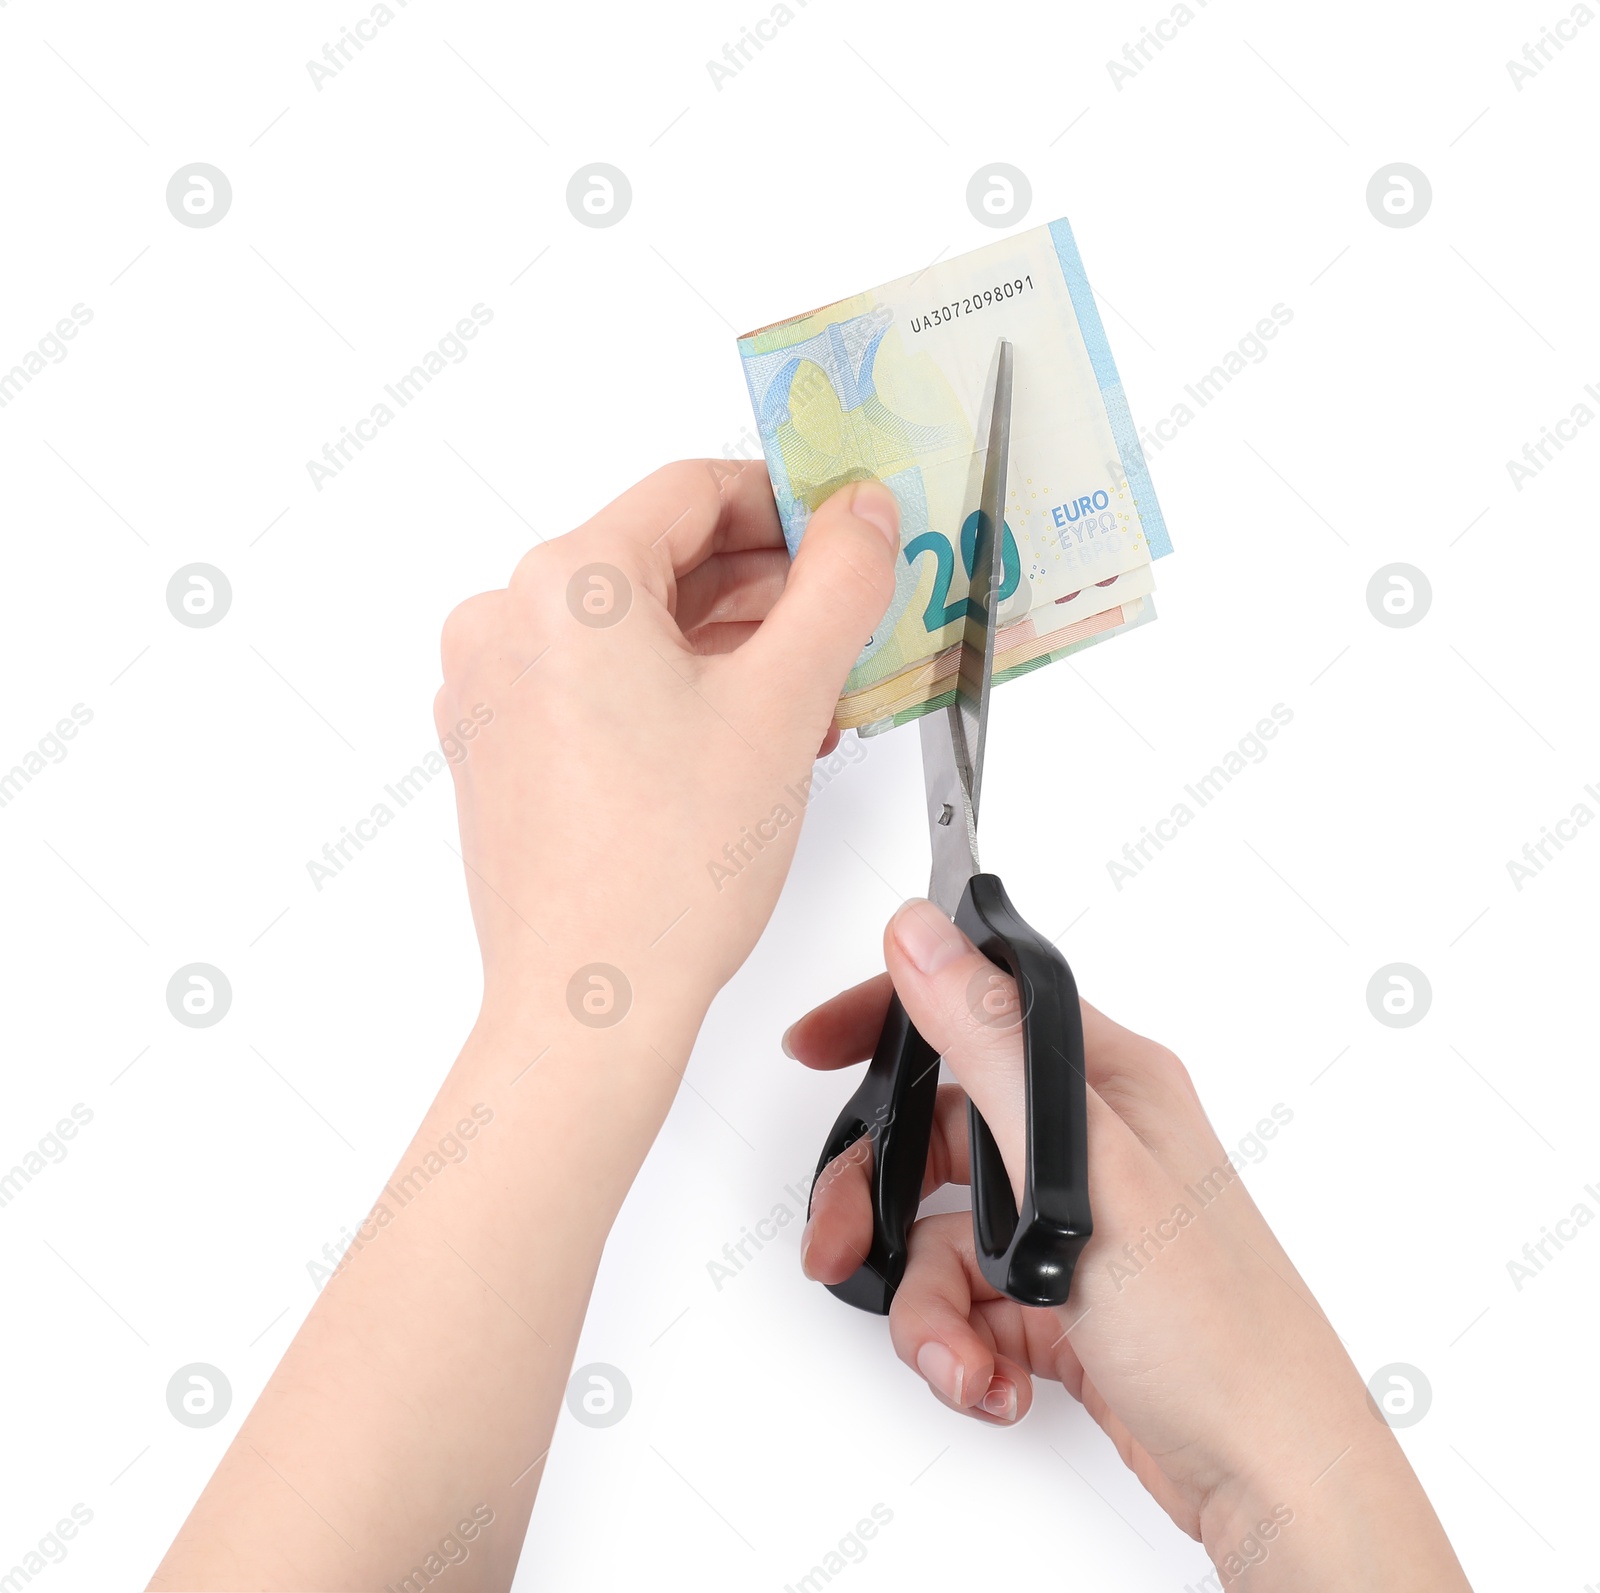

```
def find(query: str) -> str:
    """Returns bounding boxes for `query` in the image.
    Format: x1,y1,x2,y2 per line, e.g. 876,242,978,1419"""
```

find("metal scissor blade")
922,338,1013,917
956,337,1013,826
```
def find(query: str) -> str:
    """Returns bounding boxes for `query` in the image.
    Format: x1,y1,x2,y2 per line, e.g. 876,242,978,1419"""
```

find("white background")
1,0,1596,1588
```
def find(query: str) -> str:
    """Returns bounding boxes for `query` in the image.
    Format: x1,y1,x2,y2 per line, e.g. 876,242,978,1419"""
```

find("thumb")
741,478,900,724
883,898,1030,1196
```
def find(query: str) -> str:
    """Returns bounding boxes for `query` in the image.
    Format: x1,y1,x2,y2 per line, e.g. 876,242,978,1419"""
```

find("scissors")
808,339,1092,1314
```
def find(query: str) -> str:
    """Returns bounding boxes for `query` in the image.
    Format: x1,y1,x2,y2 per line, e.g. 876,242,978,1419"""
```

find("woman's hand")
436,459,900,1034
790,899,1472,1591
151,462,903,1593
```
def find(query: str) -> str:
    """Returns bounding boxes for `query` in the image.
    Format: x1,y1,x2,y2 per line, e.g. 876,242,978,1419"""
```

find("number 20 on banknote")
903,512,1021,633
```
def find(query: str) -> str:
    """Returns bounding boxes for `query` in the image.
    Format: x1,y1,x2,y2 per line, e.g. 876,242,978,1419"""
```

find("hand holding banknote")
789,902,1474,1593
440,459,906,1016
151,459,906,1591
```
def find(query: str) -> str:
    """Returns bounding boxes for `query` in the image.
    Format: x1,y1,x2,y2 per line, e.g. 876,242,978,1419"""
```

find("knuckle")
656,457,726,514
585,459,720,549
439,590,504,675
1138,1040,1192,1094
509,537,571,592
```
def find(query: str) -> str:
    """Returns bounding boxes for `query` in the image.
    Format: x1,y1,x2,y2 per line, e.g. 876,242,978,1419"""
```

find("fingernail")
980,1375,1018,1423
893,899,966,976
780,1023,798,1060
915,1341,964,1406
850,479,901,550
799,1218,815,1279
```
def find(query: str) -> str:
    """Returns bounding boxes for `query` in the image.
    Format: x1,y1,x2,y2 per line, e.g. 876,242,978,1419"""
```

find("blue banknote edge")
1046,217,1173,562
736,337,806,557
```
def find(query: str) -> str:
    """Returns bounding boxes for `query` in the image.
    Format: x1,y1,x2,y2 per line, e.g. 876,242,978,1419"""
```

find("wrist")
375,983,711,1277
476,961,713,1065
460,969,711,1140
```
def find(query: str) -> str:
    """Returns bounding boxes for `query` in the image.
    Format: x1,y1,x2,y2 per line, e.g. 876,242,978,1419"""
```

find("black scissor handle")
808,989,940,1313
809,873,1091,1313
956,873,1092,1306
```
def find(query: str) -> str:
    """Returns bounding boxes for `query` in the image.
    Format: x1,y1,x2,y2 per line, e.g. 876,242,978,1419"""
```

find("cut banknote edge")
850,600,1159,737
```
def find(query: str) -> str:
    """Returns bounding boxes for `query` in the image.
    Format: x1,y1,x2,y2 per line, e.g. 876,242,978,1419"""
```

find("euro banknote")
838,594,1154,731
737,217,1172,734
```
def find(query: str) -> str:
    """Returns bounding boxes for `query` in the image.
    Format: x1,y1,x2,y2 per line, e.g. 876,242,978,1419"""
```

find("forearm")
149,994,699,1592
1200,1406,1471,1591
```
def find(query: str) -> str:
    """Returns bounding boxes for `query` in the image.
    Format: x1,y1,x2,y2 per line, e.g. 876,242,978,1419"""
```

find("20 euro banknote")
737,217,1172,733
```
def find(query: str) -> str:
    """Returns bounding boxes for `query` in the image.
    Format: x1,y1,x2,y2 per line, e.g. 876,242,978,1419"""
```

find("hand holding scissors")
808,340,1093,1313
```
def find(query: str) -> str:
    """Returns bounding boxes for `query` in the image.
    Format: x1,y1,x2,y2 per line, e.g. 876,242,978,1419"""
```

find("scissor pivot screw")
937,803,954,826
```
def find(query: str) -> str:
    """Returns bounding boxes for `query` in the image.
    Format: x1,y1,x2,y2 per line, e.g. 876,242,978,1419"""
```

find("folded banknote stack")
737,217,1172,734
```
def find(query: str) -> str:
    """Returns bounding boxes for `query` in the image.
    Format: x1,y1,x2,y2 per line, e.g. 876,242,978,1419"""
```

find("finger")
735,479,900,726
883,900,1215,1180
883,900,1032,1182
683,621,763,657
801,1086,971,1291
925,1084,974,1193
674,547,790,633
817,726,841,758
438,589,508,678
800,1137,874,1287
554,459,786,587
782,972,892,1069
888,1214,1034,1424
